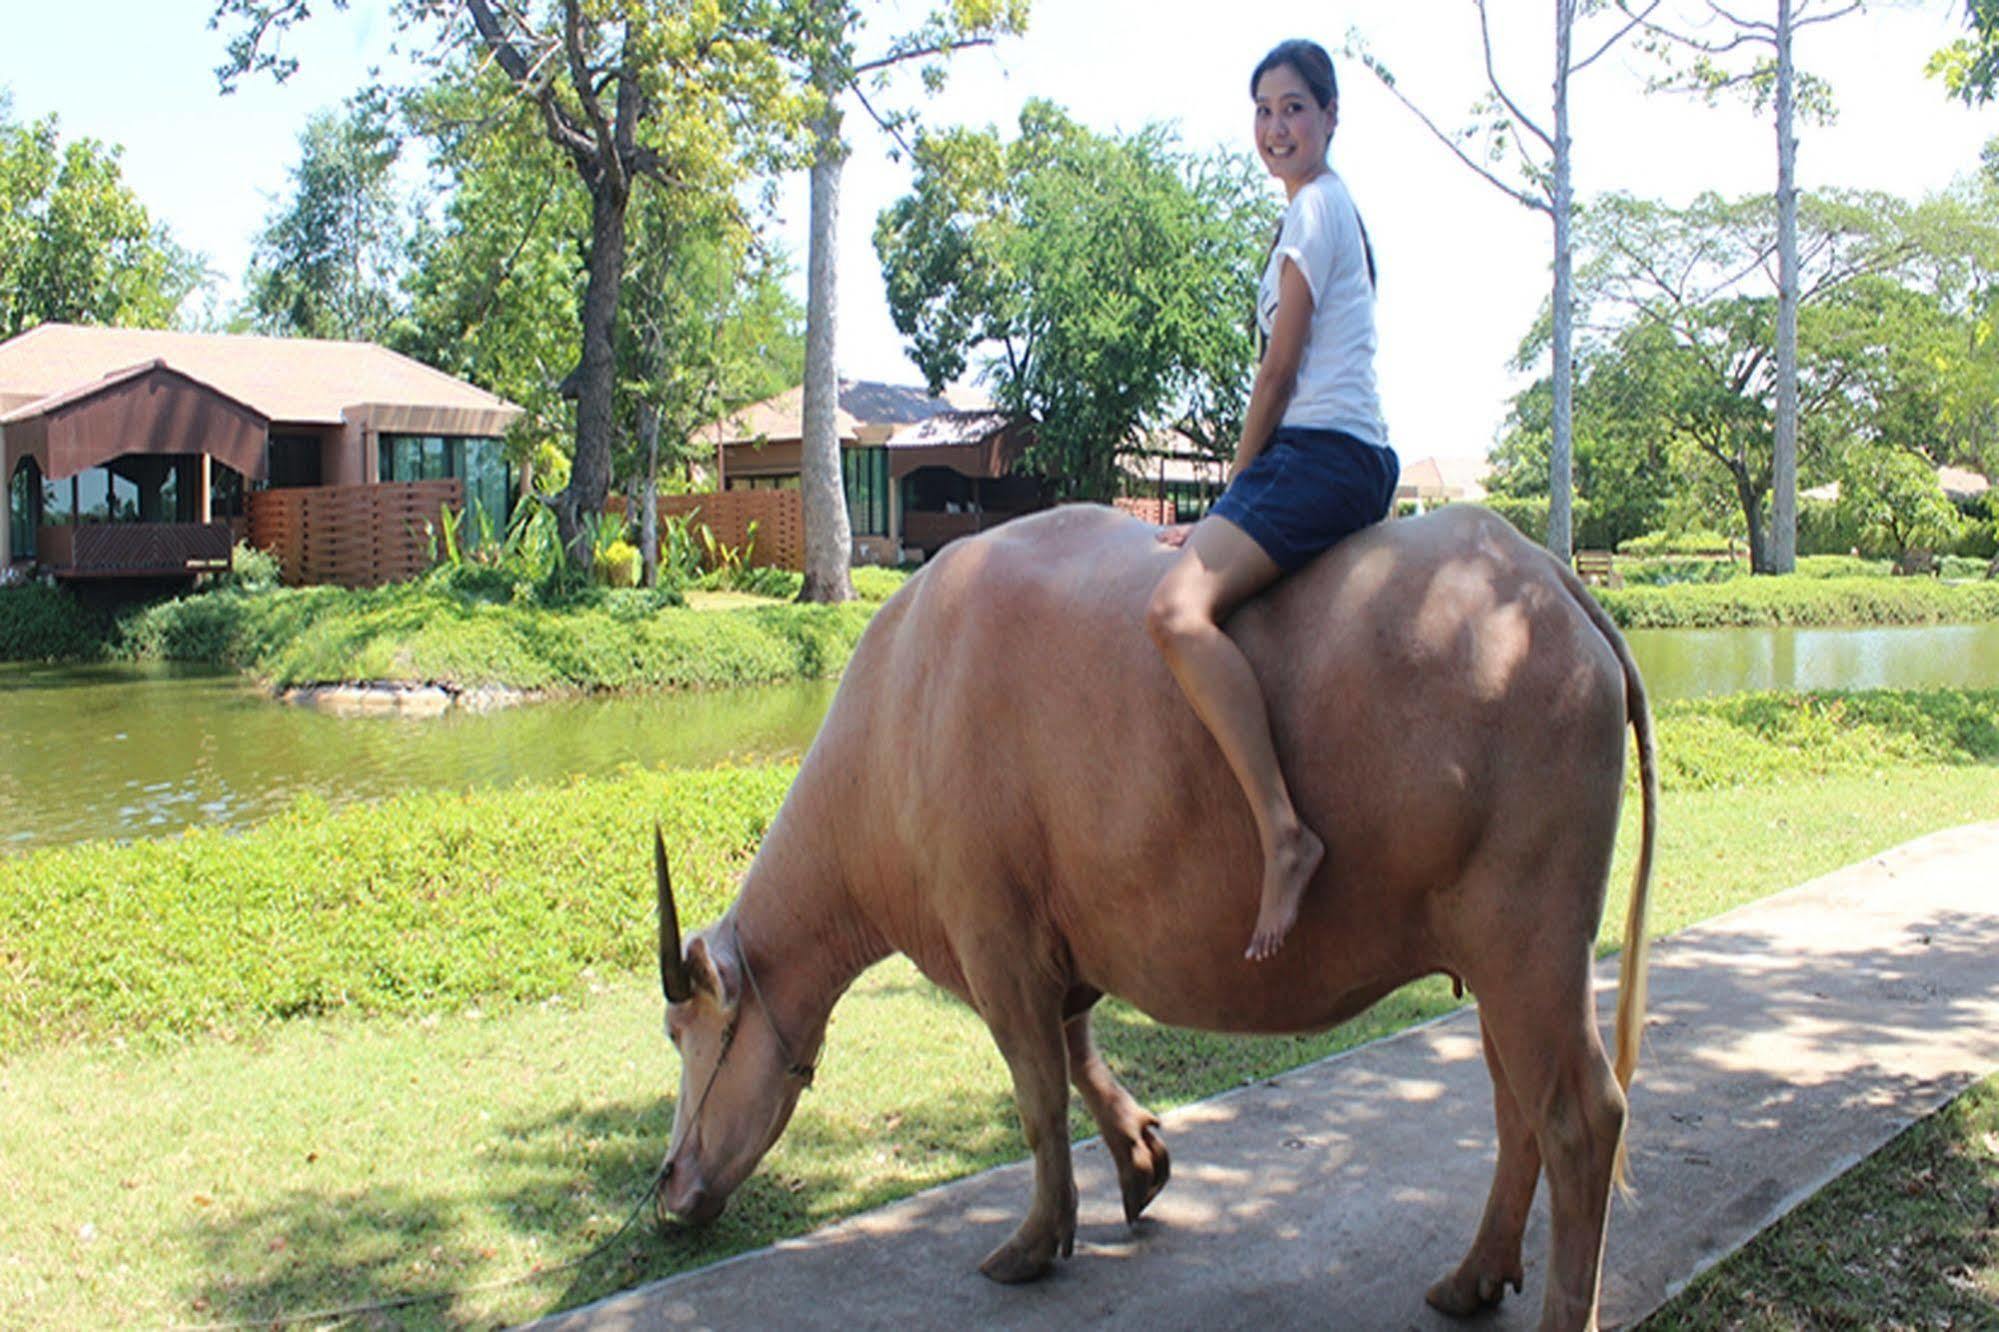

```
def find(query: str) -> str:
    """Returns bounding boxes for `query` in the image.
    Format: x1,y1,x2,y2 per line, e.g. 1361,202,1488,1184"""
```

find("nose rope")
734,921,820,1087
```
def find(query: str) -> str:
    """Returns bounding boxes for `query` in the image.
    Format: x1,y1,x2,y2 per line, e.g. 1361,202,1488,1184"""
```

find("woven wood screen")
249,481,463,588
658,490,806,572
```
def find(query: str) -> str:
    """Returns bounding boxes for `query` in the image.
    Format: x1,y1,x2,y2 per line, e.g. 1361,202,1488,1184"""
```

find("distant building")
1,323,520,580
690,379,1046,563
1396,456,1492,511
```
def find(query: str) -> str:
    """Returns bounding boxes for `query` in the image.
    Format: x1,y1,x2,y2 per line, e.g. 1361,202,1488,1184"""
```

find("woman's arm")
1232,256,1315,478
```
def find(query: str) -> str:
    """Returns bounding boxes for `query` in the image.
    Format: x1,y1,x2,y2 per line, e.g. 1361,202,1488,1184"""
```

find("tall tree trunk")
1770,0,1800,574
1736,468,1770,574
798,100,855,604
639,404,662,588
1548,0,1578,563
558,179,629,570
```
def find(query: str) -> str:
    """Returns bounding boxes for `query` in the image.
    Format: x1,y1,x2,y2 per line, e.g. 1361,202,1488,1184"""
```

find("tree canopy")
874,101,1277,502
245,88,407,342
211,0,813,566
0,96,206,339
1493,183,1999,559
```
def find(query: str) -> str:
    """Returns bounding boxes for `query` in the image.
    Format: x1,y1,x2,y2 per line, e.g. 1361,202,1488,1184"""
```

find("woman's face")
1253,62,1336,193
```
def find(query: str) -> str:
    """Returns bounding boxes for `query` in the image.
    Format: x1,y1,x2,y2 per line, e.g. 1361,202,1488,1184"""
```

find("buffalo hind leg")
1480,977,1628,1331
1063,996,1171,1224
1427,1013,1540,1316
972,963,1078,1283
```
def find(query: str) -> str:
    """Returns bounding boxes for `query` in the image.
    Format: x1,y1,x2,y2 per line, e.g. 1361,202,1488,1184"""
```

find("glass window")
75,468,110,523
43,471,73,525
212,462,245,519
842,447,889,536
267,434,323,489
109,466,141,522
9,457,40,559
460,438,511,542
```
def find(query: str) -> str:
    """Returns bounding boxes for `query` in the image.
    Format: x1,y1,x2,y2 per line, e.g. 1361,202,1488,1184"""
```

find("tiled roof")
885,410,1014,448
0,323,519,427
700,379,994,445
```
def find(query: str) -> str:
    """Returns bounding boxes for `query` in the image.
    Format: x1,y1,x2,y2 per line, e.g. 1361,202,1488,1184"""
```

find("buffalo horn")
656,823,693,1004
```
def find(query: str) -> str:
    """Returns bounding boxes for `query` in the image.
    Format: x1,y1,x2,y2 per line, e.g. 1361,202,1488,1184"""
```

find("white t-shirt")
1256,169,1387,447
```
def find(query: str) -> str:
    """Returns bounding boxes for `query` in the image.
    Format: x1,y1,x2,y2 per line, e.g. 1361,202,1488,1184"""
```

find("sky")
3,1,1992,465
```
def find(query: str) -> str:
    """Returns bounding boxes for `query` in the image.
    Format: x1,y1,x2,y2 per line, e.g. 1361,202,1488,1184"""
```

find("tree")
1352,0,1659,562
212,0,809,569
1837,444,1962,559
1619,0,1865,573
617,196,805,585
245,88,408,341
783,0,1027,604
874,102,1278,502
396,70,587,459
1929,0,1999,105
0,97,207,338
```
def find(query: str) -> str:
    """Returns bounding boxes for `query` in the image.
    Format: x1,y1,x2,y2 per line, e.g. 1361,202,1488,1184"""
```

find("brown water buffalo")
653,502,1656,1332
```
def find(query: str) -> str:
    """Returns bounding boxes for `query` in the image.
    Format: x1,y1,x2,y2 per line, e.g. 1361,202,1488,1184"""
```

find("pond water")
0,662,833,853
4,620,1997,853
1622,622,1999,700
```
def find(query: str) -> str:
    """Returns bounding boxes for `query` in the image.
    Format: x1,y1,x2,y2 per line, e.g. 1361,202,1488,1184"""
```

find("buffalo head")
654,826,813,1224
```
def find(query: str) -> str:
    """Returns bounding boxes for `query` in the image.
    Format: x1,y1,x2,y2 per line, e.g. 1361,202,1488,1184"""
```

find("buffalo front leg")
972,967,1078,1283
1427,1013,1540,1317
1064,1001,1171,1224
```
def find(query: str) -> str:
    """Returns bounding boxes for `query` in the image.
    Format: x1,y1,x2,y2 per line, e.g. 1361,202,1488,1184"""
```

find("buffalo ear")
686,936,740,1008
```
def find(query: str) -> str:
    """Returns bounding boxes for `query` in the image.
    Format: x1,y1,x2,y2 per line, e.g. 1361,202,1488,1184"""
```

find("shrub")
0,584,109,660
1595,575,1999,629
1619,528,1737,557
212,541,281,592
1798,497,1863,557
596,538,641,588
1791,555,1893,579
1615,557,1744,588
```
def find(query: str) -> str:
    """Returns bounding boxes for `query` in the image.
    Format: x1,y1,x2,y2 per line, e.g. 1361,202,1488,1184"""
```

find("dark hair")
1251,38,1338,107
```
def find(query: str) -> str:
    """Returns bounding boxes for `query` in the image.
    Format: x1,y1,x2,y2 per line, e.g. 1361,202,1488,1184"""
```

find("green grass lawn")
4,761,1997,1328
1641,1072,1999,1330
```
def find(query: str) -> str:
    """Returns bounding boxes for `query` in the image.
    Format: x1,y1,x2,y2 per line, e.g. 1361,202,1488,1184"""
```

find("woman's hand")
1156,523,1194,549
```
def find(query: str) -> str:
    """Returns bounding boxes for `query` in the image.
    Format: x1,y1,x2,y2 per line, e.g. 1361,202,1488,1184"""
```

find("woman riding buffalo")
1146,37,1399,961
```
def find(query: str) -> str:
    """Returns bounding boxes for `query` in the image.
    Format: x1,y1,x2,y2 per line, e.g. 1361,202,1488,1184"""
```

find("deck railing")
47,523,233,578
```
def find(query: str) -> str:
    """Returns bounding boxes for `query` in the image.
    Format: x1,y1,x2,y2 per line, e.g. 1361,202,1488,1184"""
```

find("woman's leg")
1146,517,1325,960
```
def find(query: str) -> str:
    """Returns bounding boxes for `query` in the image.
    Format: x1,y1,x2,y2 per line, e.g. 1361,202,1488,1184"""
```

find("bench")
1574,549,1623,588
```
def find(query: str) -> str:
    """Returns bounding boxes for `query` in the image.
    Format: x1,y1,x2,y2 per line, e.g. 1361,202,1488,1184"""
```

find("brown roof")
0,323,520,432
2,360,270,481
699,379,993,447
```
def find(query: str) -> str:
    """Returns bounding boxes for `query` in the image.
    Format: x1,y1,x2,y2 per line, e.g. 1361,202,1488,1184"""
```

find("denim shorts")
1208,427,1399,572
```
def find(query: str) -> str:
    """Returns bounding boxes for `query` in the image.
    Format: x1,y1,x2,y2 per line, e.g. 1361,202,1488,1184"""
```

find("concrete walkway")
538,823,1999,1331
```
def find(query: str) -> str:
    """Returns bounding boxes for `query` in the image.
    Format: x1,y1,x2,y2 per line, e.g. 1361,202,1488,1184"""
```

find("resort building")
1,323,521,581
690,379,1047,563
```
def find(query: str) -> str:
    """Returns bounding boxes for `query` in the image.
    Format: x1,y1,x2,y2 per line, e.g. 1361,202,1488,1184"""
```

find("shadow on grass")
179,1076,1023,1328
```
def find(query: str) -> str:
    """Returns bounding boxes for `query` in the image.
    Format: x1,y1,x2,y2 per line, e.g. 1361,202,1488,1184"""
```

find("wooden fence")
249,480,463,588
1112,495,1176,527
615,489,806,572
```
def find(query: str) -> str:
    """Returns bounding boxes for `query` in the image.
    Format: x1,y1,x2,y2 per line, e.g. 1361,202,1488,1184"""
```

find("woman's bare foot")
1246,823,1326,960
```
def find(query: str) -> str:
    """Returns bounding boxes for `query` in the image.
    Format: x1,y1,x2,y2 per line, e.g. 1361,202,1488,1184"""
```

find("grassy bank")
4,760,1996,1328
0,565,906,690
1643,1073,1999,1330
4,687,1995,1055
6,543,1999,688
1597,574,1999,629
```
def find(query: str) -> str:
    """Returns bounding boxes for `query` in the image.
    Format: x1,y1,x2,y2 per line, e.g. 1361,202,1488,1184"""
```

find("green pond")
4,621,1998,853
0,662,835,853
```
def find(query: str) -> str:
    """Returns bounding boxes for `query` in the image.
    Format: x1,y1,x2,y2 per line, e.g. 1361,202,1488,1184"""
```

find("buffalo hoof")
1424,1263,1523,1318
1118,1124,1172,1225
979,1202,1076,1285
